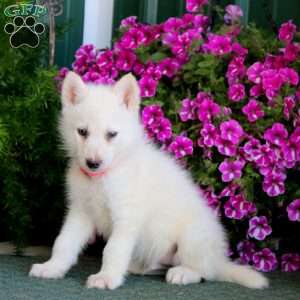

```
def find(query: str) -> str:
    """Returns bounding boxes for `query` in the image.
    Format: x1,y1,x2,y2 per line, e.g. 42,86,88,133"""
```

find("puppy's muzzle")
86,159,102,170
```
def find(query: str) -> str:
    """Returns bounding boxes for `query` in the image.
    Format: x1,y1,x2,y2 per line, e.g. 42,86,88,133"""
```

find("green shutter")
55,0,85,67
113,0,186,35
113,0,145,35
156,0,185,23
237,0,300,29
113,0,300,33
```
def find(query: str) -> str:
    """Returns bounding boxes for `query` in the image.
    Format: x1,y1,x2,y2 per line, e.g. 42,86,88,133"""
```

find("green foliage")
0,0,65,249
132,19,300,254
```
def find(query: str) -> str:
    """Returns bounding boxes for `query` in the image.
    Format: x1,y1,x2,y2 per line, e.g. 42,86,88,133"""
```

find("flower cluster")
59,1,300,271
142,105,172,142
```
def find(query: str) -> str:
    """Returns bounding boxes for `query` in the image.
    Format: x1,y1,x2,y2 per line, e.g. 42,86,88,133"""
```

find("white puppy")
29,72,268,290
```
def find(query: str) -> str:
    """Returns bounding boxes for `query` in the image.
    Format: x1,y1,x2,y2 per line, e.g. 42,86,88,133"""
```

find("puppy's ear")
61,71,87,106
114,73,140,111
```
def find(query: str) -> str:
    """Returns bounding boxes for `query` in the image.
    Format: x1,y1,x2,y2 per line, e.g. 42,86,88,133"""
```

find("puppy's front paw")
29,261,66,279
86,272,123,290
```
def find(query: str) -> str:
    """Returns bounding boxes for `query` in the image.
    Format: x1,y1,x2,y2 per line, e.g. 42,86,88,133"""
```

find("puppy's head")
60,71,142,175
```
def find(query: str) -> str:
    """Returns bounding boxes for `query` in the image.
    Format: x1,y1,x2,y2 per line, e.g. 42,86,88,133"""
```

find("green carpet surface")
1,255,300,300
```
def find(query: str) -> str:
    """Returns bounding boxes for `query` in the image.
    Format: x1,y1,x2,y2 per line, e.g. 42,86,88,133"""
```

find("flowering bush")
58,1,300,272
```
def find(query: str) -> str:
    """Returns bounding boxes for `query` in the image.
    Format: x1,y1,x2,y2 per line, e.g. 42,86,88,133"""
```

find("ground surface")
1,255,300,300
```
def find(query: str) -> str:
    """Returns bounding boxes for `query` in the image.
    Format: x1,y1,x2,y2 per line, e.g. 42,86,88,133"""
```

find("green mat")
1,255,300,300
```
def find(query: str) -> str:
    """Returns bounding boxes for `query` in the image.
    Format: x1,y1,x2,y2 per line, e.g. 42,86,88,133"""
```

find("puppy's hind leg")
167,222,268,289
166,266,202,285
166,224,206,285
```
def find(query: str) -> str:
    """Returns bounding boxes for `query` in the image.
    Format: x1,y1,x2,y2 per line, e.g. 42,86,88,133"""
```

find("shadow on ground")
1,255,300,300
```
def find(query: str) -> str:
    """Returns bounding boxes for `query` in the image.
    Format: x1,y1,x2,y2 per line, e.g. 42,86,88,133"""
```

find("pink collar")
80,167,109,178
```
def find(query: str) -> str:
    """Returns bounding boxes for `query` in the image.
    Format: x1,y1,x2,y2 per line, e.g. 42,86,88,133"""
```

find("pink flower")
168,136,193,159
193,14,209,29
197,99,221,122
204,188,221,216
290,127,300,144
242,99,265,123
115,49,136,71
203,34,232,56
162,31,179,47
228,83,246,102
218,159,244,182
219,183,240,197
55,67,69,81
120,16,137,28
96,50,114,69
142,105,172,143
224,194,255,219
144,63,162,81
222,106,232,116
164,31,195,60
287,199,300,222
261,69,283,93
179,98,196,122
283,96,296,120
82,68,117,85
200,123,218,147
248,216,272,241
151,117,173,142
224,5,243,24
283,43,300,62
215,137,237,157
259,159,286,178
279,67,299,86
250,84,263,97
220,120,244,145
253,248,277,272
278,20,297,43
241,138,261,162
142,24,162,45
262,173,286,197
158,58,181,78
247,62,264,84
118,27,146,49
92,50,119,83
264,123,288,147
226,57,246,84
254,143,276,167
182,13,195,26
195,91,213,104
142,105,163,127
264,54,286,69
224,198,244,219
237,240,256,264
72,44,97,75
282,139,300,164
139,76,158,98
281,253,300,272
186,0,208,12
133,61,145,76
232,42,248,57
163,17,183,32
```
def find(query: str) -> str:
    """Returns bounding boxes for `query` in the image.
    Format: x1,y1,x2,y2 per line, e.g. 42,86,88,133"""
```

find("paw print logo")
4,16,45,48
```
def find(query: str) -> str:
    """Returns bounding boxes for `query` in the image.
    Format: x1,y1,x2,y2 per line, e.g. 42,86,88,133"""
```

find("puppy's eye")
106,131,118,140
77,128,89,138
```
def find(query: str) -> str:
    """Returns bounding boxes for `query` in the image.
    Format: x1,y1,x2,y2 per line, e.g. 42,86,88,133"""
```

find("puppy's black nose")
86,159,102,170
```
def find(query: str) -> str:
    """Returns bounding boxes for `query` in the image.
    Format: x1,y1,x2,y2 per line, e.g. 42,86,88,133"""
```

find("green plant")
0,0,65,249
62,1,300,271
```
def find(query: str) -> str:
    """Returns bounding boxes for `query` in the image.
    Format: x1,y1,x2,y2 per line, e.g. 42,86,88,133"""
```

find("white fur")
29,72,268,290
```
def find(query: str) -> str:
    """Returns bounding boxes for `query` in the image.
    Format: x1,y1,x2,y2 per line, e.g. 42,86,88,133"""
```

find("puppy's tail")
216,261,268,289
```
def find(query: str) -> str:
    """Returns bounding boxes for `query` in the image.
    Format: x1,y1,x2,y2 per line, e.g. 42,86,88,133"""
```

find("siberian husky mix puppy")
29,72,268,290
